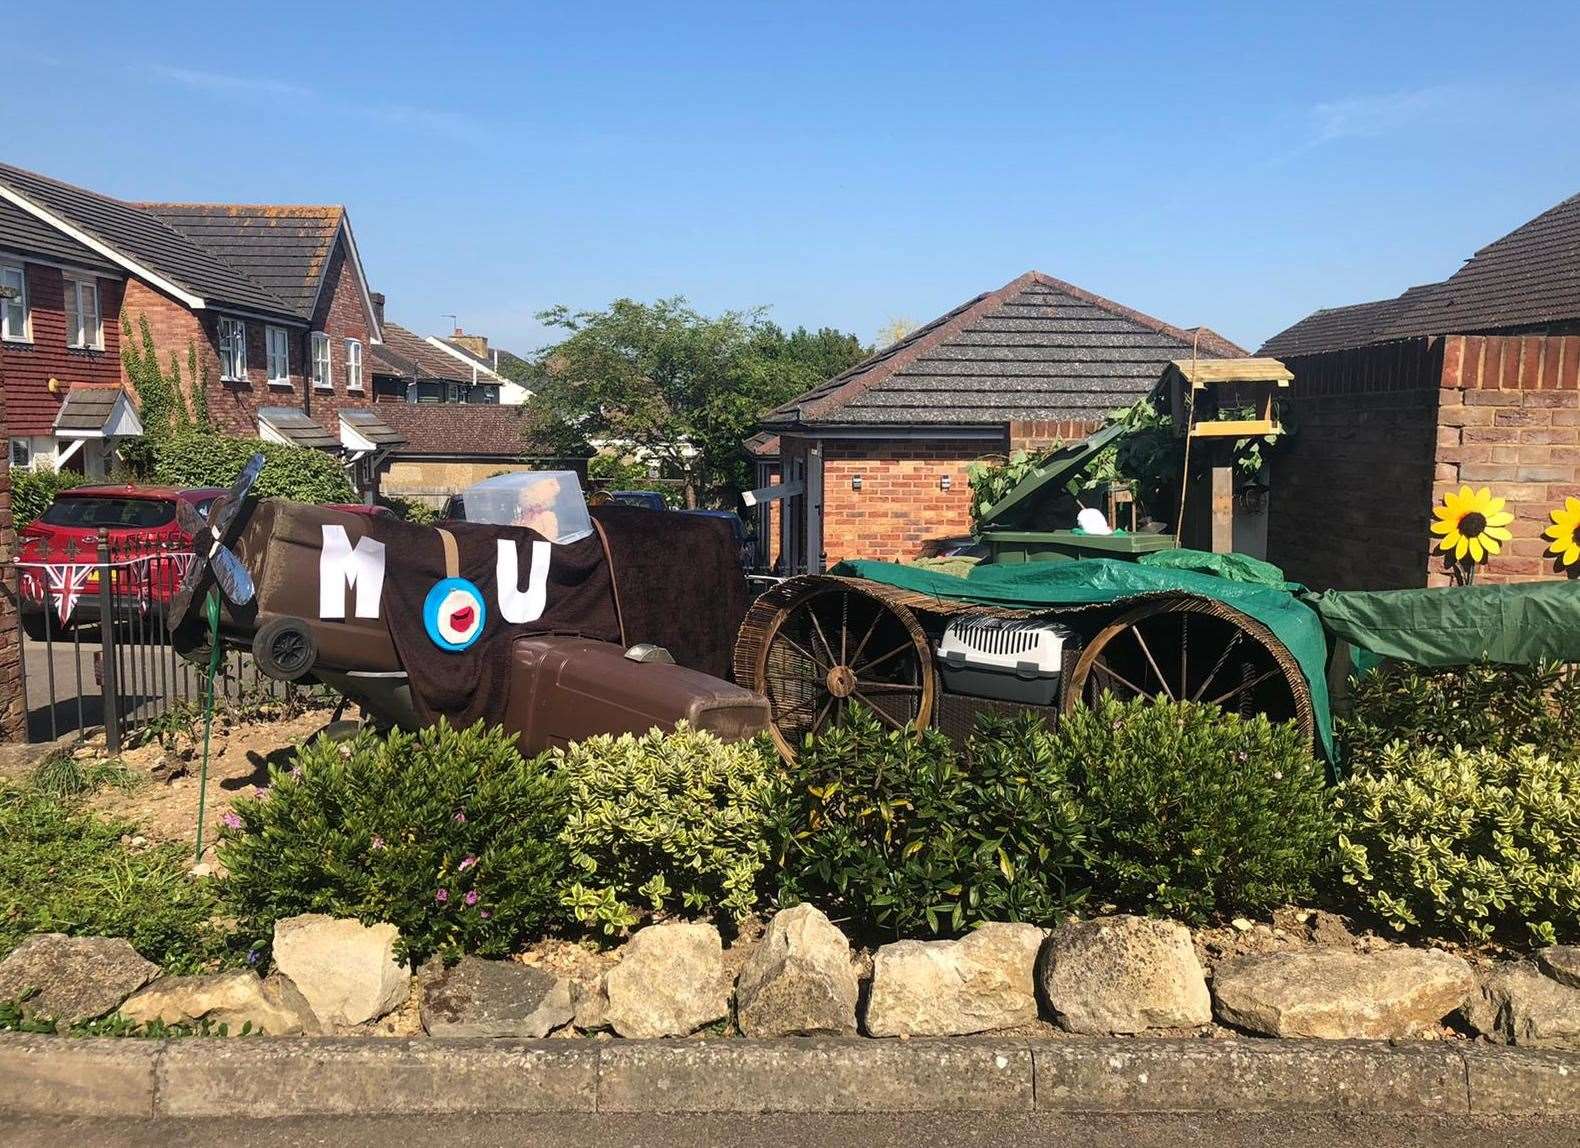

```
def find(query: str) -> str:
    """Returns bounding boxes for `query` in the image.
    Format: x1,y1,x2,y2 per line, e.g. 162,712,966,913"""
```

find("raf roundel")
423,577,487,651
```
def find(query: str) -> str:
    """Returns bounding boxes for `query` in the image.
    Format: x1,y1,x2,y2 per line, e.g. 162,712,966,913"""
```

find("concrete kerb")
2,1035,1579,1120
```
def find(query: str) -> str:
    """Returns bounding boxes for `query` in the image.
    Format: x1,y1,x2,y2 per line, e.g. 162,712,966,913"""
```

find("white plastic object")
457,471,593,543
1076,507,1113,535
937,617,1069,676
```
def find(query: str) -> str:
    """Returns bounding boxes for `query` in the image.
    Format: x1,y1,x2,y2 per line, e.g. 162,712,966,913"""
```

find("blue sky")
11,2,1580,355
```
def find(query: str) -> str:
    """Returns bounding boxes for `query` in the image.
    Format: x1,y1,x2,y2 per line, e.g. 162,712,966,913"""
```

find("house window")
446,382,460,403
1,265,27,342
311,332,331,389
346,339,363,391
63,274,101,349
218,318,247,381
266,326,290,387
9,438,31,468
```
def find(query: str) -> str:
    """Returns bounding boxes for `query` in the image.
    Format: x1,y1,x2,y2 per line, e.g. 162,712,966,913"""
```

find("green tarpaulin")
831,554,1338,761
1307,581,1580,667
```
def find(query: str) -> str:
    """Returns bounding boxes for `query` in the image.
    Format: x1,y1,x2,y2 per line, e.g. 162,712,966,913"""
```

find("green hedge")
10,467,87,528
152,432,353,503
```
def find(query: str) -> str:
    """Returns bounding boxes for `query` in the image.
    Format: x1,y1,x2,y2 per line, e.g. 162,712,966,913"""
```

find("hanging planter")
1431,485,1513,584
1545,496,1580,575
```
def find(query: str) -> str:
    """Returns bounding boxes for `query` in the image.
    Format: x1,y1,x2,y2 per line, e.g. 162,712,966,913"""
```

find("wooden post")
1211,467,1234,554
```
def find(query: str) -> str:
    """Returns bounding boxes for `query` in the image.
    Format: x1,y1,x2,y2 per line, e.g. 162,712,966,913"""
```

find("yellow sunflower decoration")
1545,496,1580,569
1431,486,1513,563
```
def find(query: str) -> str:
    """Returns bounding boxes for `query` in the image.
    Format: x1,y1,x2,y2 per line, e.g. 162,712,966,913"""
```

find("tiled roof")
430,336,523,381
762,271,1244,429
139,204,343,317
52,385,125,433
743,431,781,458
1260,191,1580,356
377,403,545,458
0,162,299,320
339,407,407,447
0,197,117,272
370,322,472,383
258,406,339,450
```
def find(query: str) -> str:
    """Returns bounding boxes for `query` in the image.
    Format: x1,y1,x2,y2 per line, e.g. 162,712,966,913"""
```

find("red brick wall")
1431,334,1580,584
302,238,376,426
1009,419,1102,452
2,264,125,436
0,384,23,742
819,436,1006,565
1266,339,1444,590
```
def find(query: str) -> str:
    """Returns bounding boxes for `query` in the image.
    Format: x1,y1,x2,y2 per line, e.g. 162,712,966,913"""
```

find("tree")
525,298,869,508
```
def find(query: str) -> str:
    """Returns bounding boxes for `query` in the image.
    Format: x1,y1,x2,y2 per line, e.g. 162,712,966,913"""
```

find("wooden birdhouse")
1164,357,1292,439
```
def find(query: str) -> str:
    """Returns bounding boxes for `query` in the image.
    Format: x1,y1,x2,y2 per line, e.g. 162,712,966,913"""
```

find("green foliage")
1334,743,1580,945
1339,660,1580,764
526,298,868,507
774,708,1088,939
377,493,440,525
586,453,683,506
10,464,87,528
151,431,354,503
550,724,783,934
28,753,139,801
220,722,569,963
1051,695,1334,923
120,314,210,441
0,783,229,973
1,989,255,1038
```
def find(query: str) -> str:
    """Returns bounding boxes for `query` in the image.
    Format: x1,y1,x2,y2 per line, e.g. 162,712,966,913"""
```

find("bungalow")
1259,190,1580,588
374,403,584,508
756,270,1242,571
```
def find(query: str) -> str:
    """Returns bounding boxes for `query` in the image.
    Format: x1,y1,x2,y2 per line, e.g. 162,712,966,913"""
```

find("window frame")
345,338,363,391
265,325,291,388
0,264,29,343
9,437,32,469
63,273,102,350
217,317,247,382
311,331,332,390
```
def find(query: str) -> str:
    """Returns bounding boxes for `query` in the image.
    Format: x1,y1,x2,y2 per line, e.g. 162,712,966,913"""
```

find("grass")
28,752,141,800
0,780,235,974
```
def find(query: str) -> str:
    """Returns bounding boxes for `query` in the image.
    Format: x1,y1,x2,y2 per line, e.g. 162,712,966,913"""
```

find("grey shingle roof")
258,406,340,450
52,386,123,433
370,322,472,383
762,271,1245,428
377,403,551,458
0,162,299,320
139,204,344,317
0,197,117,272
1260,191,1580,356
339,407,407,447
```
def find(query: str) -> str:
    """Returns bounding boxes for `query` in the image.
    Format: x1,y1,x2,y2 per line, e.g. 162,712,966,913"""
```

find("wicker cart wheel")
735,577,935,762
1062,595,1315,743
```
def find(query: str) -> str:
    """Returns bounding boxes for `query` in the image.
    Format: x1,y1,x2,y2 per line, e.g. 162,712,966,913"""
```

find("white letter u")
497,539,551,624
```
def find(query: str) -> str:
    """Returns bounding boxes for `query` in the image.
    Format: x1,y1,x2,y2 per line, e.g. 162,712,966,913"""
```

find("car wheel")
20,613,53,642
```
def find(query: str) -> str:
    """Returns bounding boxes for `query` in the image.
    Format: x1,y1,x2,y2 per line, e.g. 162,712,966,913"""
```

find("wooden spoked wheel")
739,579,935,761
1062,596,1314,742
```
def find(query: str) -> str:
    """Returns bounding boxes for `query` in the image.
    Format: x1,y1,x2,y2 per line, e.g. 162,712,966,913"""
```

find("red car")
16,484,224,639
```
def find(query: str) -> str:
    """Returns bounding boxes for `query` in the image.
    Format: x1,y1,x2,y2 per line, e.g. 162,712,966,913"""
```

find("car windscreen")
40,496,177,529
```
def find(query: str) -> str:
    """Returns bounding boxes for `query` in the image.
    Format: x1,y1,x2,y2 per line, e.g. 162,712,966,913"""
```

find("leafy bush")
1340,660,1580,764
1050,695,1334,923
1334,742,1580,945
151,431,354,503
221,722,569,962
378,493,440,525
774,708,1088,938
551,724,782,934
0,783,228,973
11,465,86,528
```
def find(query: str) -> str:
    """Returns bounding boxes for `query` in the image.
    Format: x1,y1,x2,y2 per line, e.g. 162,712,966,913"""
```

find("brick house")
371,320,503,404
756,270,1242,571
424,328,531,404
0,162,383,468
1260,191,1580,589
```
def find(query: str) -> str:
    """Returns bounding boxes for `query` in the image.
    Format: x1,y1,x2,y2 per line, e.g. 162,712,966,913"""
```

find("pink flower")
452,810,467,824
435,888,449,905
220,812,243,830
464,890,479,906
479,909,491,920
370,835,386,851
458,855,477,872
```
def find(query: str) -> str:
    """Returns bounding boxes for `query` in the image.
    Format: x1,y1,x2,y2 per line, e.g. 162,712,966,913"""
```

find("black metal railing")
8,527,288,747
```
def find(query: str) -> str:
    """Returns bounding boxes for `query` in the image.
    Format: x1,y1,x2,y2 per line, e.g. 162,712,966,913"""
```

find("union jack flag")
43,563,93,628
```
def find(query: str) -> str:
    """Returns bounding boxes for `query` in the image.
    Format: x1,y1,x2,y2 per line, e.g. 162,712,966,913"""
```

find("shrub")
378,493,440,525
551,724,782,934
774,708,1088,938
1334,742,1580,945
1050,695,1334,923
1340,660,1580,764
220,722,569,963
11,465,87,528
0,783,228,973
151,431,354,503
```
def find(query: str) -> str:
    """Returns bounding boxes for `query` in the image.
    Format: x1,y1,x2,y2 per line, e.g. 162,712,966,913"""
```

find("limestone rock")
864,922,1043,1038
1537,945,1580,991
1468,962,1580,1048
572,981,610,1032
0,934,159,1024
420,957,574,1038
736,904,858,1037
603,922,728,1038
1039,915,1211,1035
1212,947,1474,1039
271,914,410,1028
119,970,318,1035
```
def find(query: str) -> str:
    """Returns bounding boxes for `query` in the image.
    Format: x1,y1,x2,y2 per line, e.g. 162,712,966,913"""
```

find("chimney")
449,327,490,359
369,291,386,328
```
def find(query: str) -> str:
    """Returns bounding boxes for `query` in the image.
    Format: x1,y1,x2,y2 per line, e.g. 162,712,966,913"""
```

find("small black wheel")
20,612,51,642
253,617,318,682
